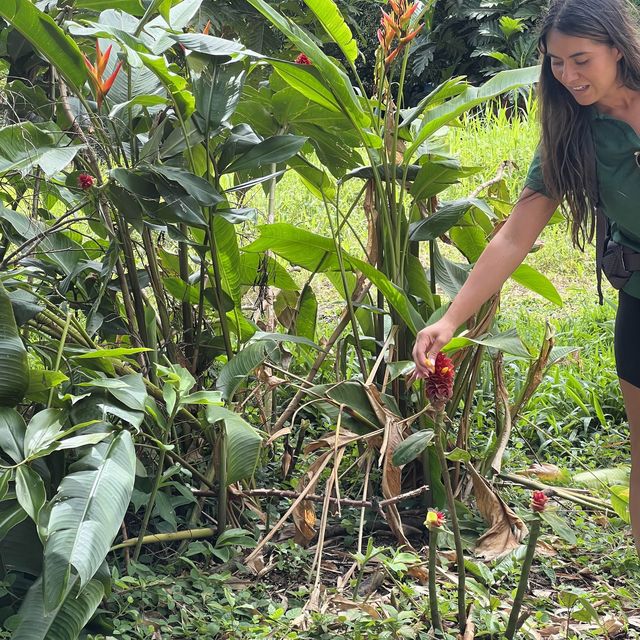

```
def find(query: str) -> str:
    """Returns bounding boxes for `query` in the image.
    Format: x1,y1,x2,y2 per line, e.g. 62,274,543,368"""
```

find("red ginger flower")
77,173,94,190
295,53,312,65
531,490,548,513
83,41,123,109
424,352,455,409
424,509,446,529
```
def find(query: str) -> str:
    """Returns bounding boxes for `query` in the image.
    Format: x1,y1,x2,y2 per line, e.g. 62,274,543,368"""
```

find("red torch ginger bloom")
531,490,548,513
77,173,94,190
83,41,123,109
424,352,455,409
424,510,446,529
295,53,312,65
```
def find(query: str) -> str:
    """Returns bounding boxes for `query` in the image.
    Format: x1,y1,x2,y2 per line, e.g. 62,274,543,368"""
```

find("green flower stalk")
425,509,445,635
505,491,548,639
425,352,466,634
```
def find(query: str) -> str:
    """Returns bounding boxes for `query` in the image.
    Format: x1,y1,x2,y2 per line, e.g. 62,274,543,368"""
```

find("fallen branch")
195,484,430,511
110,527,215,551
498,473,612,512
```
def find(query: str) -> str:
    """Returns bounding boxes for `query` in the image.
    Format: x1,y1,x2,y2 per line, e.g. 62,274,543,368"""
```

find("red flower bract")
77,173,94,190
531,490,548,513
295,53,312,65
424,352,454,409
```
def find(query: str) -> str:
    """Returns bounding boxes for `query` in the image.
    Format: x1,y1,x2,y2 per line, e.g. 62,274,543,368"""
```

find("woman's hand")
408,319,455,382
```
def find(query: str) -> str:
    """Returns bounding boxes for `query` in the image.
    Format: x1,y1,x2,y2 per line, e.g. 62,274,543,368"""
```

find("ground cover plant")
0,0,636,638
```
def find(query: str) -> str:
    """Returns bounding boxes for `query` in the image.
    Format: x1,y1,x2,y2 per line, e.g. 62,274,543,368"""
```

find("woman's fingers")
412,330,435,377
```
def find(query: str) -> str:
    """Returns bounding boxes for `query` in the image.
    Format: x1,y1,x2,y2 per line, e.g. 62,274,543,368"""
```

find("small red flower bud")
78,173,95,190
531,490,548,513
295,53,312,65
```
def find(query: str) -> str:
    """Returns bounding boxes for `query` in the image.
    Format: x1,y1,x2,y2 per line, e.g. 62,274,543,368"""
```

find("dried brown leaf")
467,463,528,560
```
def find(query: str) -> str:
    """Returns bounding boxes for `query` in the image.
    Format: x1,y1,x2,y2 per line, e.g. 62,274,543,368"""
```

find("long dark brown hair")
537,0,640,249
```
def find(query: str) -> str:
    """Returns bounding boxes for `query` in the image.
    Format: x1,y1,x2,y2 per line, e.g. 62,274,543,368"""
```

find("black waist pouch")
602,239,640,290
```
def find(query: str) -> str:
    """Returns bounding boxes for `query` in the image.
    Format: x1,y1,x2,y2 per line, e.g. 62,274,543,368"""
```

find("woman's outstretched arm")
412,188,560,377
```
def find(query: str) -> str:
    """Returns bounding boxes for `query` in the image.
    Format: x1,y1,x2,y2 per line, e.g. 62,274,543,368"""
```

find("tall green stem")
433,409,466,633
428,527,443,635
505,517,541,639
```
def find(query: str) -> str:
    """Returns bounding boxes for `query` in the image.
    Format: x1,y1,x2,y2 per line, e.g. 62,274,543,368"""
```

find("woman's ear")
614,46,623,62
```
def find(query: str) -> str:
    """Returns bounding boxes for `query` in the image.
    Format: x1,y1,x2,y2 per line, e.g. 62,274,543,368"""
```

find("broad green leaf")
431,241,469,299
409,161,481,201
406,66,540,158
146,165,224,206
445,447,471,462
392,430,434,466
303,0,358,63
15,465,46,523
0,207,88,276
0,1,87,93
540,510,578,544
270,60,341,113
190,59,246,132
511,263,563,307
0,470,10,501
56,432,111,450
26,370,69,401
574,466,630,488
109,95,168,119
409,198,490,242
288,154,336,200
245,0,369,126
43,431,136,610
12,576,105,640
79,374,147,412
0,407,26,464
243,224,423,334
181,390,224,405
444,329,531,359
74,347,152,360
0,123,82,177
139,52,195,118
610,485,630,523
0,282,29,407
224,135,307,174
205,406,263,485
74,0,145,14
171,33,255,57
0,500,27,543
217,340,278,401
24,409,65,458
214,216,243,332
239,253,298,291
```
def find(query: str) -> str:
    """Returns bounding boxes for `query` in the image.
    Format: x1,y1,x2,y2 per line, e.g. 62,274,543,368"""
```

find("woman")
412,0,640,555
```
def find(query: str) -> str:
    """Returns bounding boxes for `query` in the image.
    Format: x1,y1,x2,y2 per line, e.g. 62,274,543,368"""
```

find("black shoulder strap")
595,206,607,306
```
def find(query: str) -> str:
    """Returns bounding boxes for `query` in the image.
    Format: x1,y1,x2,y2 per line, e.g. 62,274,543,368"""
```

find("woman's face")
545,30,623,106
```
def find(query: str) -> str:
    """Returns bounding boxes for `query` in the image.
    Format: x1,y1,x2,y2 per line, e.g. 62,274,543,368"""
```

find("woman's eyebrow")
547,51,591,59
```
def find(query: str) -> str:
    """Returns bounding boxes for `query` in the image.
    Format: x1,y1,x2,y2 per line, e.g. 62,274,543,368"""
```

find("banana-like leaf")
444,328,531,359
409,161,481,201
303,0,358,63
224,135,307,174
409,198,491,242
0,283,29,407
205,406,263,485
11,576,104,640
43,431,136,611
392,430,435,466
217,339,279,401
245,0,369,127
139,52,195,118
0,500,28,543
74,0,145,15
0,123,82,178
0,207,88,277
243,224,424,334
0,1,87,94
190,59,247,132
406,66,540,158
0,408,26,464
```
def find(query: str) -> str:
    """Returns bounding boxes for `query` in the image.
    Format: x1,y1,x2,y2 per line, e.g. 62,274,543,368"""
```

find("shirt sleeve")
524,147,551,197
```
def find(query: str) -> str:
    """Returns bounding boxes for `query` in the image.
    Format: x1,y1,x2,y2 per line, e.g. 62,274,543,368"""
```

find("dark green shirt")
525,106,640,298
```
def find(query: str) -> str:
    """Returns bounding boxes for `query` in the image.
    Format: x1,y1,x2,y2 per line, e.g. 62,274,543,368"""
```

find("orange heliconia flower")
377,0,423,66
83,41,123,109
